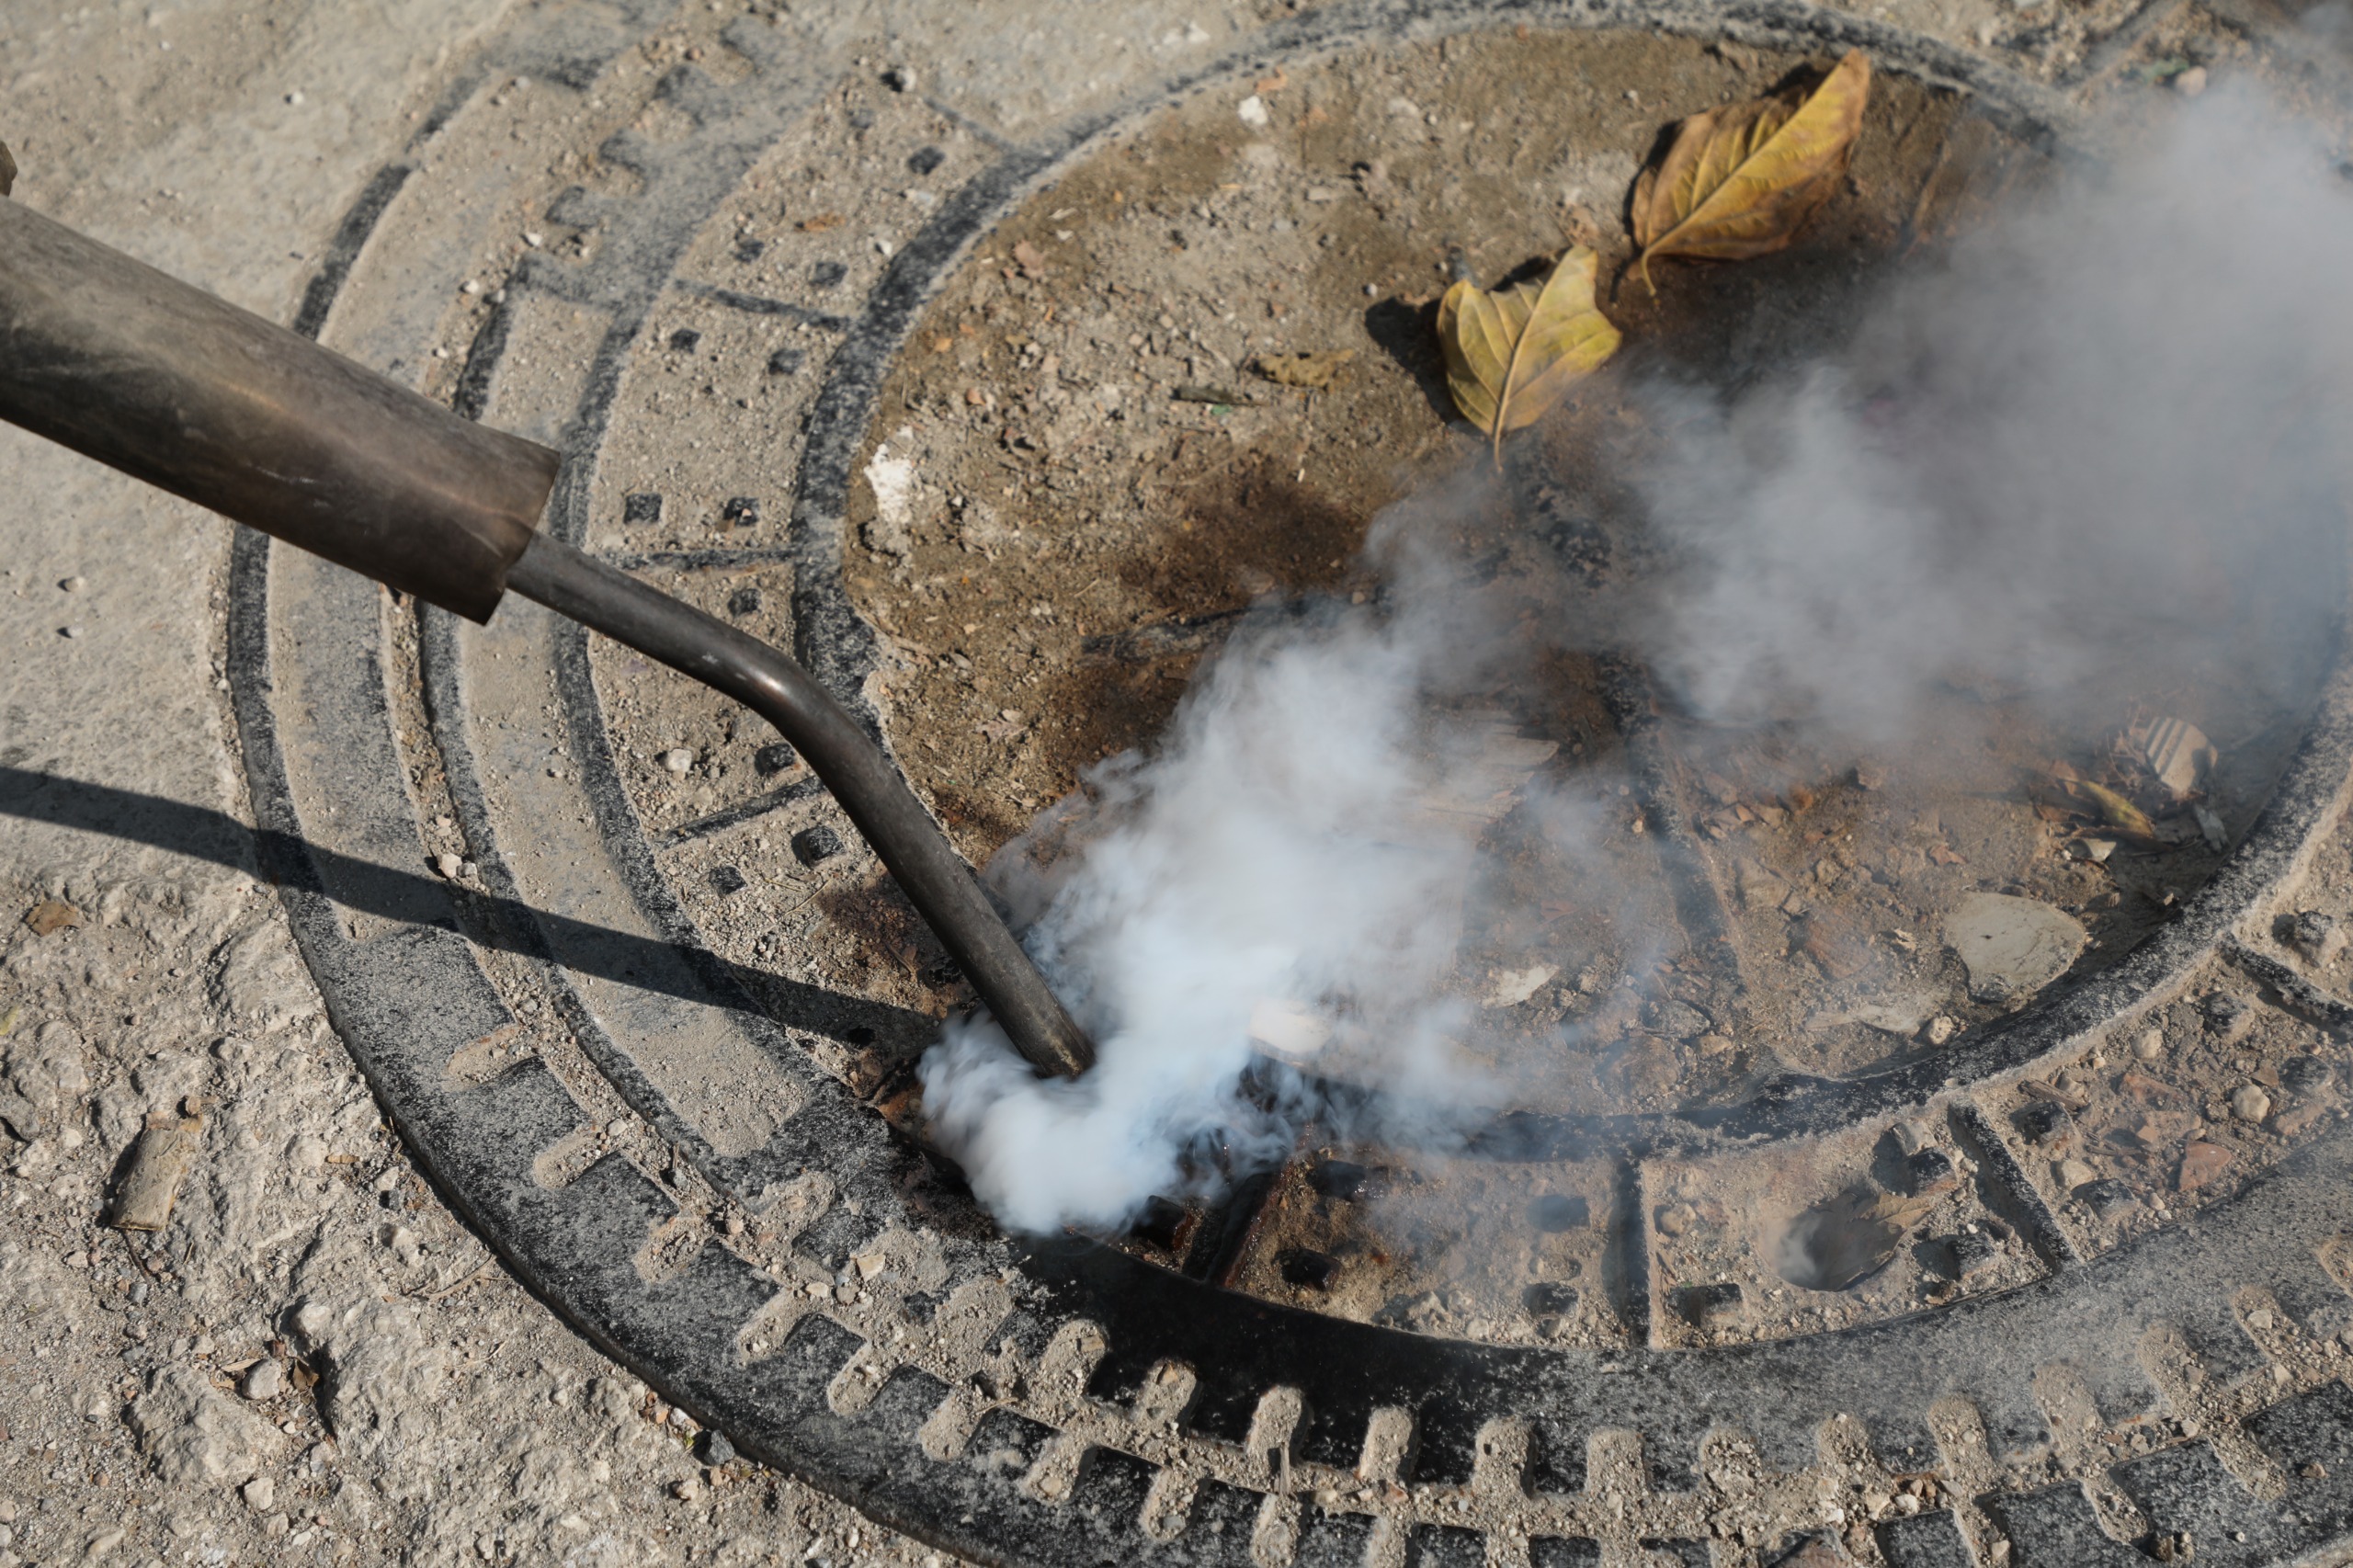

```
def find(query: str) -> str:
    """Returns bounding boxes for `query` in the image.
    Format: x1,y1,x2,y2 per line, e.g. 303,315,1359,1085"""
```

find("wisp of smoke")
923,86,2353,1236
1629,87,2353,743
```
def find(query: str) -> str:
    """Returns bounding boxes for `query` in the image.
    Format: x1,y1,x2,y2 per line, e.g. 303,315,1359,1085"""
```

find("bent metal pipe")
0,190,1093,1081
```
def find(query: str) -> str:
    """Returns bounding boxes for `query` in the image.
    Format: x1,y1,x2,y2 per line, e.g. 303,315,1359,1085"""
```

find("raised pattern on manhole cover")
232,3,2353,1564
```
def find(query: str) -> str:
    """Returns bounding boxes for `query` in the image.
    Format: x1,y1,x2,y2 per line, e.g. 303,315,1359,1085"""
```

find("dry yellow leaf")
1630,50,1871,293
2074,778,2161,842
1436,246,1620,460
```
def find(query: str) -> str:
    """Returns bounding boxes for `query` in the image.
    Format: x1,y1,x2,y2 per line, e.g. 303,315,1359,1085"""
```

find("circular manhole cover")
237,4,2353,1565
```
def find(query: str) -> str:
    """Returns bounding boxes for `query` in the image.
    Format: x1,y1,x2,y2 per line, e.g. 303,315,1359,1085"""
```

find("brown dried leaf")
1436,246,1620,460
1630,50,1871,293
1253,349,1356,390
1781,1184,1933,1291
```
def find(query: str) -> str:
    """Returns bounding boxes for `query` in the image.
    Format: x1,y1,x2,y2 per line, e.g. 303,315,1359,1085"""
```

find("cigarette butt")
110,1114,202,1232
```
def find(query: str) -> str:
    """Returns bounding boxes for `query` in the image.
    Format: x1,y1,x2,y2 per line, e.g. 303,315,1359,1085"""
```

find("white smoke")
1629,88,2353,740
919,561,1505,1234
922,85,2353,1235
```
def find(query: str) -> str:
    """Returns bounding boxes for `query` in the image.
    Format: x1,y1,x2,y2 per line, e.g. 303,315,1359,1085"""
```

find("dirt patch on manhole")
847,31,2035,843
850,24,2325,1144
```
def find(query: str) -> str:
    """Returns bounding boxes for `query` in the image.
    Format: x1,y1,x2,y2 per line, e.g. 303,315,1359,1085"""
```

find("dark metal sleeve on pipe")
506,532,1097,1080
0,197,553,623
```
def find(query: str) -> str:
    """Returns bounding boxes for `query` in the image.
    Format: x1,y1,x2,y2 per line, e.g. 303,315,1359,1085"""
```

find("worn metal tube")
0,196,552,622
506,534,1095,1077
0,193,1093,1078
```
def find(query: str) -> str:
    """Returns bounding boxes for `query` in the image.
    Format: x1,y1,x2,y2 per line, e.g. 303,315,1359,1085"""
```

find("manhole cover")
235,3,2353,1565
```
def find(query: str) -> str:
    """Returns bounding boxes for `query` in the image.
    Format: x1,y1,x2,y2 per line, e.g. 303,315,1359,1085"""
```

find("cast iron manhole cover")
233,3,2353,1564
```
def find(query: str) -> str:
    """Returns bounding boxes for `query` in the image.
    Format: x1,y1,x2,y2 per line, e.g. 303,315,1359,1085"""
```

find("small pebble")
1236,95,1270,128
242,1359,285,1401
2289,909,2340,959
2057,1157,2097,1190
660,748,694,776
61,575,85,592
2079,1178,2135,1218
2281,1056,2334,1093
1891,1118,1934,1156
671,1477,701,1502
2135,1028,2166,1062
242,1476,275,1512
1682,1282,1745,1331
2017,1100,2073,1148
2230,1085,2271,1123
2173,65,2208,96
1949,1231,2003,1279
433,853,464,880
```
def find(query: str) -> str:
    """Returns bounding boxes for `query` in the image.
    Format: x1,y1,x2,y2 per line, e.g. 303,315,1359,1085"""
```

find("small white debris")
2173,65,2209,97
433,853,463,880
1924,1016,1961,1046
242,1475,276,1512
2195,803,2228,851
523,231,544,248
1483,963,1559,1009
1945,892,2087,1003
660,749,694,776
863,435,919,557
286,91,305,106
1236,95,1270,129
61,574,86,592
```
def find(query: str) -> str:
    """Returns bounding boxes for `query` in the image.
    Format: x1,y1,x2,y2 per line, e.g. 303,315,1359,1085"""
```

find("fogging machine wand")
0,188,1095,1081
